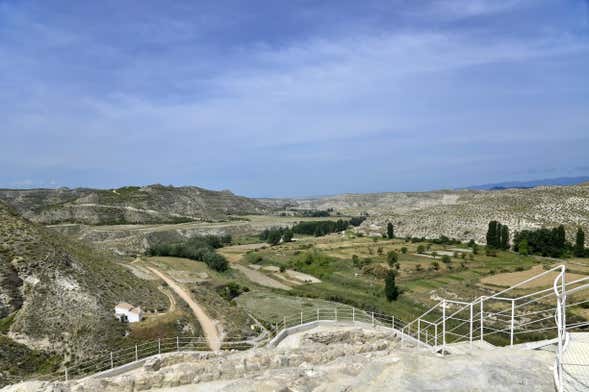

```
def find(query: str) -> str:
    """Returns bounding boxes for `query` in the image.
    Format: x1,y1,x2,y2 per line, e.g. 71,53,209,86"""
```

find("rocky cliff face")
0,201,166,382
271,184,589,244
0,185,269,225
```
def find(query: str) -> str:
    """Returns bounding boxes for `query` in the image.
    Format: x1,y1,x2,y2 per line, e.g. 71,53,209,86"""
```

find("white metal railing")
9,266,588,388
22,305,411,383
554,265,567,392
400,264,589,391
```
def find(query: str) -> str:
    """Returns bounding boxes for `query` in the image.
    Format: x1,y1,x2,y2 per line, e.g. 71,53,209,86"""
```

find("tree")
500,225,510,250
575,227,586,257
486,221,499,248
267,229,282,246
384,270,399,301
518,239,529,256
387,222,395,239
386,251,398,267
282,228,293,243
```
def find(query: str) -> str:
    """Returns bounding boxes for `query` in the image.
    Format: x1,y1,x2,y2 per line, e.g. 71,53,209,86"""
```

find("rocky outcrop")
2,326,555,391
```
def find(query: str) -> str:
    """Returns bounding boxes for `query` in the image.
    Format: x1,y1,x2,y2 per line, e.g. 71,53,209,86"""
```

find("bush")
431,261,440,271
417,245,425,254
217,282,249,301
441,255,452,264
401,247,408,254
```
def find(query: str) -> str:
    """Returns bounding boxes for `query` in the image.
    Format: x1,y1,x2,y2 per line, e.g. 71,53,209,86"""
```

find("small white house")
115,302,143,323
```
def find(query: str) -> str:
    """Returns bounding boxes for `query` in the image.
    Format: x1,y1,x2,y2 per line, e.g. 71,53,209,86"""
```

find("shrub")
217,282,249,301
386,251,398,267
401,247,408,254
441,255,451,264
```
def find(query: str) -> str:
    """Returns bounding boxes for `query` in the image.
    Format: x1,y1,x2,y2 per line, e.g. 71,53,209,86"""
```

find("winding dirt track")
146,266,221,351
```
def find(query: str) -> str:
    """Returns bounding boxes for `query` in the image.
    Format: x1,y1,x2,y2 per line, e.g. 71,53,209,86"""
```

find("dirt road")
147,266,221,351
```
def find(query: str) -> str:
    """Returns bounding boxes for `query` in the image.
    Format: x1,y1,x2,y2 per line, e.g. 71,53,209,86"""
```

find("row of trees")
513,225,567,258
486,221,510,249
147,235,230,271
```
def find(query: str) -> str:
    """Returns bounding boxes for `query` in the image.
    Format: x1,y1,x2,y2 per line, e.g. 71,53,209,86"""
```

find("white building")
115,302,143,323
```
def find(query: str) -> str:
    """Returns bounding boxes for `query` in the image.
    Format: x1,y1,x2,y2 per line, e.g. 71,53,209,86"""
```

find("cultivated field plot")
481,265,587,288
235,291,344,323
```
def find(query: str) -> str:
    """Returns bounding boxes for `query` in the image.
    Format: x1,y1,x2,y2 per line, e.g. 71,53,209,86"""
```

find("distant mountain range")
463,176,589,191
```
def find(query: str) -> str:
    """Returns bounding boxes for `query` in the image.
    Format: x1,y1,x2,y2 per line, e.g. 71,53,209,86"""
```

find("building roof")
115,302,134,311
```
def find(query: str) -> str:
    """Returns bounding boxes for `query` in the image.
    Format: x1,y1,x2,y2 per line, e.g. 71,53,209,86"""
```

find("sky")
0,0,588,197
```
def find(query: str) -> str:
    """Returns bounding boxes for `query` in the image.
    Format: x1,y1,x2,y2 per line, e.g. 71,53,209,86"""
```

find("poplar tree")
575,227,586,257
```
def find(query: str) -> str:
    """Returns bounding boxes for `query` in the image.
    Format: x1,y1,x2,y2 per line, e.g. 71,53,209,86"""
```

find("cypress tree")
387,222,395,239
500,225,510,250
384,270,399,301
575,227,586,257
486,221,498,248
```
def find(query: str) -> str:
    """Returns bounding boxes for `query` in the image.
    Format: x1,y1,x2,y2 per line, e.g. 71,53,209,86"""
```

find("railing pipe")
442,300,446,355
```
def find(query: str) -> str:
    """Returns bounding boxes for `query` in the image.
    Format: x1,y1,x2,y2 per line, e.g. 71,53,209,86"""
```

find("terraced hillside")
0,201,167,385
0,185,269,225
269,184,589,244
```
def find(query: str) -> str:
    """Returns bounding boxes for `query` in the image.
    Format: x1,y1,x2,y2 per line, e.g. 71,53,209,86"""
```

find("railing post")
135,345,138,361
425,330,429,345
442,300,446,355
562,268,566,335
392,315,395,329
434,323,438,348
176,336,179,351
352,307,355,322
469,303,473,346
335,308,338,321
283,316,286,329
158,338,161,354
510,299,515,347
317,308,320,321
300,311,303,325
371,311,375,327
480,297,485,343
110,351,114,369
417,319,421,343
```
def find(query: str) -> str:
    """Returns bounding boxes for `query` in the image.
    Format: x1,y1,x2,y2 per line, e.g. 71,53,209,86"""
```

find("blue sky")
0,0,588,197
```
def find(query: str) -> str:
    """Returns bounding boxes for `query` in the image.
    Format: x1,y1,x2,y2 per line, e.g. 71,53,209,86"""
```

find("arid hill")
264,184,589,244
0,201,166,386
0,185,269,225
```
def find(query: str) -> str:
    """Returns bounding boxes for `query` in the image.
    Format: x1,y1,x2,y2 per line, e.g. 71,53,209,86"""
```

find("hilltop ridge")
0,185,268,225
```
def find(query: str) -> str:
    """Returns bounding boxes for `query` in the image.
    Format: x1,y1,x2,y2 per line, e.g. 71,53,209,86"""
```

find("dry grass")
481,265,587,288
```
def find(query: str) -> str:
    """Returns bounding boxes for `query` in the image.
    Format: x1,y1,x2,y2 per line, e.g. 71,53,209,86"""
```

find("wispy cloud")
0,1,588,196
